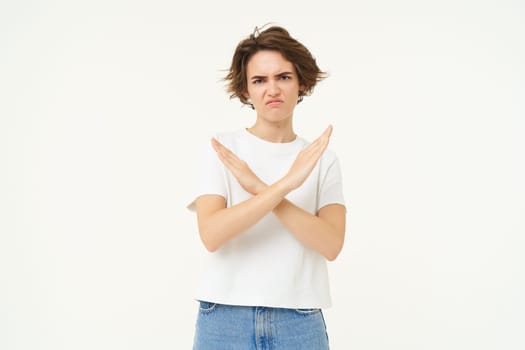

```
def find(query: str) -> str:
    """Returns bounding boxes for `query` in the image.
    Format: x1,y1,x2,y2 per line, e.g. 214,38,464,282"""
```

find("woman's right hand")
282,125,333,191
211,138,266,195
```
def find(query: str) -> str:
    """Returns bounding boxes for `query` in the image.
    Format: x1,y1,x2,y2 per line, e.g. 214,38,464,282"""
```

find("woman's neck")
247,119,296,143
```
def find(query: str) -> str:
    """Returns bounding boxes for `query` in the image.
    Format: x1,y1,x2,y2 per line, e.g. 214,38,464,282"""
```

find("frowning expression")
244,50,304,123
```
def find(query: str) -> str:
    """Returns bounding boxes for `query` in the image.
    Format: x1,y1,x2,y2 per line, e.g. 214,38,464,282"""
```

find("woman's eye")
280,75,291,80
252,79,262,84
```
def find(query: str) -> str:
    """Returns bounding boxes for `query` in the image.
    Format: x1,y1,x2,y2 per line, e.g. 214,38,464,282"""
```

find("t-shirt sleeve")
186,138,228,212
317,154,346,212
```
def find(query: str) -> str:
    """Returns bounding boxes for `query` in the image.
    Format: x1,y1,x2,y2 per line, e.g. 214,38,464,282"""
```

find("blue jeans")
193,300,330,350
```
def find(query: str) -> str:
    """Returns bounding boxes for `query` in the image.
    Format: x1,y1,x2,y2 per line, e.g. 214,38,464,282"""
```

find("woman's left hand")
211,138,266,195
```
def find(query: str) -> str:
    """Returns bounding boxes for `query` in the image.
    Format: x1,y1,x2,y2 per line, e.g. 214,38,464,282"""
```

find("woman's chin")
257,110,293,124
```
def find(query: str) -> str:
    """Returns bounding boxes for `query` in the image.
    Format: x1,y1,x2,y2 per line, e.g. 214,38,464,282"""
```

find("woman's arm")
234,180,345,260
196,126,333,253
197,188,346,260
202,126,346,259
274,197,345,261
195,179,290,252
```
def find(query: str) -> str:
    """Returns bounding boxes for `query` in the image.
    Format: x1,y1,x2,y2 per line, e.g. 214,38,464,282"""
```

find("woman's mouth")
266,99,283,107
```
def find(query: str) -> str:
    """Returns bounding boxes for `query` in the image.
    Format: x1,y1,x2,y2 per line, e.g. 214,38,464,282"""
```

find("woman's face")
244,50,304,124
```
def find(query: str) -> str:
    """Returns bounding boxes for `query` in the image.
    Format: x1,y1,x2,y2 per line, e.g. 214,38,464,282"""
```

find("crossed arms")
195,126,346,261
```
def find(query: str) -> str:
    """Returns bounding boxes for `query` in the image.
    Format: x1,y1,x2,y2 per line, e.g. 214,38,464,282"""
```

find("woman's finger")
211,139,233,168
311,125,332,149
300,125,332,157
211,138,248,175
211,138,229,155
212,138,242,163
323,124,333,138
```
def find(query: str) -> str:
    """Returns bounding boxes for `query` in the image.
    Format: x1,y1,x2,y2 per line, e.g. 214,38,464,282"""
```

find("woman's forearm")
245,182,344,260
272,199,345,261
206,131,340,255
198,179,290,252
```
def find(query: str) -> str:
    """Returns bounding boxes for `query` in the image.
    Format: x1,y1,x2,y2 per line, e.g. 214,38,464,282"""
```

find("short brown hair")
224,26,326,106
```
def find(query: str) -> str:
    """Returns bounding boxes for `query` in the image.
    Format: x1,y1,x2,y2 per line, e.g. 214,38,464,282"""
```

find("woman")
187,25,346,350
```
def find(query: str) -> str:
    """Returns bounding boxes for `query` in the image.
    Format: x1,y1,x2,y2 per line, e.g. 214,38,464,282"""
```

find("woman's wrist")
273,177,295,196
254,182,268,195
251,178,293,199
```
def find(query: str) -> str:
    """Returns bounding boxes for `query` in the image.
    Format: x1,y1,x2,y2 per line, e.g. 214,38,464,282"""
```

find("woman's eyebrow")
276,71,293,76
250,71,294,80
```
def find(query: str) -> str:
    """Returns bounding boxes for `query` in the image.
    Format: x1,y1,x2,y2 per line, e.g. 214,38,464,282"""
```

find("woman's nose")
267,81,281,97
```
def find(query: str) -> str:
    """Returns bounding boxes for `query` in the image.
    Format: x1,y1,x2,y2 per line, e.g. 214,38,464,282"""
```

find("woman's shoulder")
211,129,243,147
195,129,242,146
321,148,339,166
213,129,241,139
296,134,340,163
194,129,241,157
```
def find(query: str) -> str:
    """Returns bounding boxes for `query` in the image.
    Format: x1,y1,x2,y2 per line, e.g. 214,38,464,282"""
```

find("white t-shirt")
187,128,345,308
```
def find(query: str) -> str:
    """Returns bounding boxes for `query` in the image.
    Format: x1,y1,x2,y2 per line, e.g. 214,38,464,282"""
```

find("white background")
1,1,524,349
